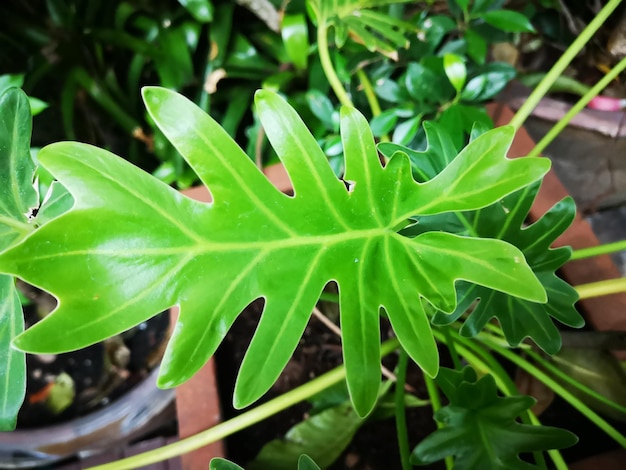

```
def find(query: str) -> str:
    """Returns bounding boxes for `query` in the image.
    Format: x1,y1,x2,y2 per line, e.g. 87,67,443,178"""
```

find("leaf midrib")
19,226,400,262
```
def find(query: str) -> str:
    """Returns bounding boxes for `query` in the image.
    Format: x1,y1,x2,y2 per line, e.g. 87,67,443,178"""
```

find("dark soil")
215,298,445,470
17,288,170,429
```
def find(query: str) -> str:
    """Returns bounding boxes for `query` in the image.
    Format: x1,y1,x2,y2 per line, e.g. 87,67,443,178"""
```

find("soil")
16,286,170,429
215,298,445,470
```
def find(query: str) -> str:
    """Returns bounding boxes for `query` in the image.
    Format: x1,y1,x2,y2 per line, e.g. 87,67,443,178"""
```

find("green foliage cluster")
1,0,625,469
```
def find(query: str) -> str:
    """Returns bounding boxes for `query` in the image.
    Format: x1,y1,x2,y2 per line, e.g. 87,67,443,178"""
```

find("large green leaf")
411,367,578,468
0,87,34,430
4,88,548,416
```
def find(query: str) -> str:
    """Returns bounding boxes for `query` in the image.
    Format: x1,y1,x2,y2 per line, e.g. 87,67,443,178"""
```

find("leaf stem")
529,54,626,157
508,0,623,131
395,347,411,470
576,278,626,299
357,68,390,142
317,22,353,108
87,338,400,470
570,240,626,260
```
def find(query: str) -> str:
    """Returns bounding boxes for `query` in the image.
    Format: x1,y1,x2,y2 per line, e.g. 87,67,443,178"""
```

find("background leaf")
411,367,578,468
432,183,584,354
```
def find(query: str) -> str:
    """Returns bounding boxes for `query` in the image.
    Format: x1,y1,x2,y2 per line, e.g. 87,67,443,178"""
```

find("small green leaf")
5,88,548,417
460,63,516,102
443,53,467,94
210,458,244,470
177,0,214,22
298,455,321,470
369,109,398,137
282,14,309,71
411,367,578,468
480,9,535,33
247,401,363,470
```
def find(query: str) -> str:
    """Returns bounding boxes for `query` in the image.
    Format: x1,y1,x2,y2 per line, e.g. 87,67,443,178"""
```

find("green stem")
357,68,390,142
317,22,353,108
571,240,626,260
88,338,400,470
424,373,453,470
508,0,623,131
395,347,411,470
529,55,626,157
481,337,626,448
576,278,626,299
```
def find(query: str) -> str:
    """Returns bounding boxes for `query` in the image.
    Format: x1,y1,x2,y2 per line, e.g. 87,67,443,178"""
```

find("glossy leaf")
460,63,516,102
443,53,467,94
282,14,310,71
5,88,548,416
177,0,214,23
412,367,578,468
210,458,244,470
480,9,535,33
298,455,321,470
247,401,363,469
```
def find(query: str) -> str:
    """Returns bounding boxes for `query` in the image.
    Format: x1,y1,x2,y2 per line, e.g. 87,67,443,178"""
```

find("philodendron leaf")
0,87,34,430
433,183,584,354
412,367,578,468
4,87,548,416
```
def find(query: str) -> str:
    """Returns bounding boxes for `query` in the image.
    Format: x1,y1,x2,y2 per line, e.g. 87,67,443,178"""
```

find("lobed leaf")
433,183,584,354
4,87,548,416
412,367,578,468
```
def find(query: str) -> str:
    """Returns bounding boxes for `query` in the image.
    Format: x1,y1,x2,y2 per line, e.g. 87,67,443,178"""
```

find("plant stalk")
571,240,626,260
317,22,353,108
394,347,411,470
88,338,400,470
508,0,623,131
529,54,626,157
576,278,626,299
